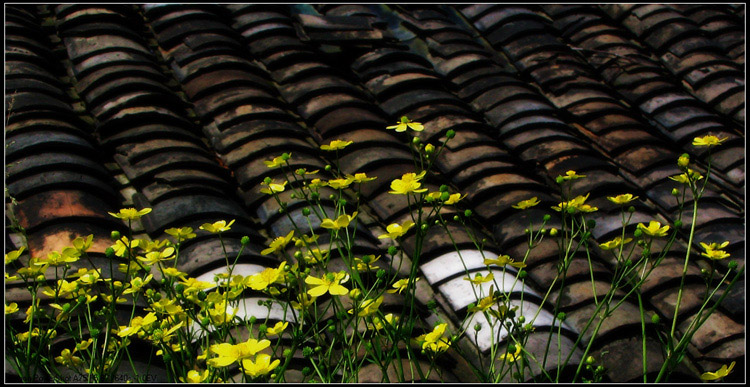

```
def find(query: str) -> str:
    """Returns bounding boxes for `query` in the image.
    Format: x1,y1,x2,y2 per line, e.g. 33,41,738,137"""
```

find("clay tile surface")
4,4,744,383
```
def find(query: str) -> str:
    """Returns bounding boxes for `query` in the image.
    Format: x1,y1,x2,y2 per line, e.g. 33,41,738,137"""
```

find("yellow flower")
42,279,78,298
464,272,494,285
354,254,381,272
122,274,154,295
424,143,435,153
692,135,727,148
45,247,81,266
200,219,235,234
294,234,319,247
5,246,25,264
303,248,329,265
387,277,420,294
468,293,498,313
266,321,289,336
347,172,377,183
305,272,349,297
261,230,295,255
55,348,83,368
599,236,633,251
242,353,280,378
108,207,152,220
161,267,187,278
75,338,94,352
678,153,689,168
260,180,287,195
389,171,428,195
498,344,522,363
700,361,735,381
264,154,289,168
246,262,287,291
118,312,158,337
320,140,353,151
320,212,358,230
512,197,540,210
371,313,398,331
444,193,466,205
637,221,670,237
378,220,415,239
349,296,384,317
208,338,271,368
416,323,450,353
179,369,209,383
111,237,142,257
165,227,196,241
137,247,175,266
327,177,353,190
6,303,19,314
295,168,319,176
483,255,526,269
607,194,638,205
386,116,424,132
559,170,585,181
72,235,94,252
291,293,316,310
669,169,703,185
205,300,239,327
552,193,597,213
700,241,731,260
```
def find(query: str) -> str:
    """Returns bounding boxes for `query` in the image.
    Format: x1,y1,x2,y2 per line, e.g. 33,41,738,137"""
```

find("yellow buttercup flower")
179,369,209,383
200,220,235,234
303,248,329,265
305,272,349,297
464,272,494,285
692,135,727,148
165,227,196,241
354,254,381,272
6,303,19,314
266,321,289,336
700,361,735,381
137,247,175,266
669,169,703,185
122,274,154,295
349,295,384,317
416,323,451,353
45,248,80,266
552,193,597,213
291,293,316,310
5,246,25,264
261,230,295,255
389,171,428,195
483,255,526,269
444,193,466,205
387,277,420,294
208,338,271,368
260,180,287,194
468,293,498,313
347,172,377,183
246,262,287,291
512,197,540,210
118,312,158,337
386,116,424,132
599,236,633,251
264,154,289,168
637,221,670,237
108,207,152,221
321,212,357,230
327,177,353,190
371,313,398,331
72,234,94,252
607,194,638,205
320,140,353,151
241,353,280,378
700,241,731,260
378,220,415,239
559,170,585,181
499,344,522,363
55,348,83,368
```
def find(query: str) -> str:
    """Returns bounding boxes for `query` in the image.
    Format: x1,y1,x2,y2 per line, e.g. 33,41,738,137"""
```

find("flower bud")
412,137,420,145
674,220,682,228
426,300,437,310
627,206,635,213
464,209,472,217
586,356,595,365
556,176,565,184
453,215,460,221
264,176,272,184
439,185,449,192
241,236,250,245
557,312,566,321
302,367,312,375
338,199,347,207
302,208,311,216
376,269,387,279
651,314,660,324
36,274,46,282
258,324,267,332
671,188,680,196
349,288,362,300
425,144,435,153
294,251,303,260
445,129,456,139
550,228,558,236
387,246,398,255
111,231,121,241
587,219,596,228
90,328,100,337
474,323,482,331
518,270,527,279
517,316,525,323
281,153,291,161
729,260,738,270
678,153,689,168
543,214,551,222
420,223,428,232
311,192,320,201
440,191,450,201
324,165,332,172
249,316,257,324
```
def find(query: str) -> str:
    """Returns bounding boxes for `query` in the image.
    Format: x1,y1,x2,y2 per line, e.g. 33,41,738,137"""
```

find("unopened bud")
241,236,250,245
445,129,455,139
388,246,398,255
302,208,311,216
651,314,660,324
110,231,120,241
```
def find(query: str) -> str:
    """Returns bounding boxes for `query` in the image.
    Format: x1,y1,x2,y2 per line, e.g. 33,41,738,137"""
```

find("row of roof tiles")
5,4,744,383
